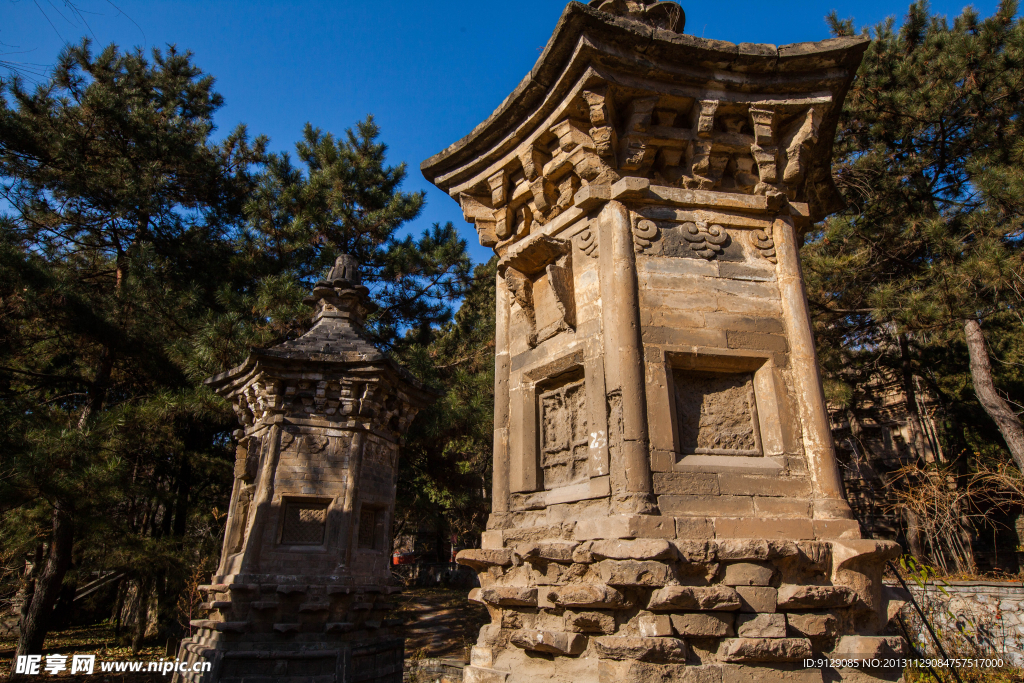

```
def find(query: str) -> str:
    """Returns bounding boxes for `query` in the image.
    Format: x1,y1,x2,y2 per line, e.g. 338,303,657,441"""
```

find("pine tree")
395,258,497,560
0,39,267,656
0,38,473,654
236,119,473,351
805,1,1024,475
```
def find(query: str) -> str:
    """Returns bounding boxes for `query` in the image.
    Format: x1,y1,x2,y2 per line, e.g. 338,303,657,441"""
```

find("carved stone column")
423,2,906,681
174,255,431,683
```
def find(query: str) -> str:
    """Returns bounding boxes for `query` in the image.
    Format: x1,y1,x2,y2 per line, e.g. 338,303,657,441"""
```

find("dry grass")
886,460,1024,577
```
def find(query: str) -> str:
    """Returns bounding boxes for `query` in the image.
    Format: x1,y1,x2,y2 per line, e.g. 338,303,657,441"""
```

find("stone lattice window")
539,377,589,489
672,369,762,456
358,507,385,550
280,501,328,545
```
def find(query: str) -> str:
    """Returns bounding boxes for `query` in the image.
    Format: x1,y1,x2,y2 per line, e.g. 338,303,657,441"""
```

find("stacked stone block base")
174,581,403,683
459,524,906,683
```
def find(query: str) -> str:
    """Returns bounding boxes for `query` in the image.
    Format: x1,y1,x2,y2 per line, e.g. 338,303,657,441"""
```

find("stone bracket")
500,235,576,348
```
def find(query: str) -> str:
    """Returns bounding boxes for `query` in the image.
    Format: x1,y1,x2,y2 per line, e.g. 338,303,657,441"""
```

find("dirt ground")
392,588,489,662
0,587,486,681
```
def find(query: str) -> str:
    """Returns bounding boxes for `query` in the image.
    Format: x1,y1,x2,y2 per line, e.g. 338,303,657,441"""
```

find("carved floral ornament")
633,219,659,252
682,221,728,260
576,226,599,258
631,215,728,260
457,93,826,251
750,225,777,263
629,213,780,264
280,431,330,453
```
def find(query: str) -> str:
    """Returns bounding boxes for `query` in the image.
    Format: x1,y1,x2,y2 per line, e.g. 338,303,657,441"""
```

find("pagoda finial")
587,0,685,33
303,253,376,324
327,253,361,285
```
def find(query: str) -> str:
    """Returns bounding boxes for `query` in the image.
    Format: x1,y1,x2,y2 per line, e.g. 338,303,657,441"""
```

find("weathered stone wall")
462,537,906,681
404,658,465,683
894,581,1024,667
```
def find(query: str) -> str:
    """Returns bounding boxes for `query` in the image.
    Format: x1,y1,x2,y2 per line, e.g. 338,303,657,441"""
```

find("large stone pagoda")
423,2,906,681
175,255,431,683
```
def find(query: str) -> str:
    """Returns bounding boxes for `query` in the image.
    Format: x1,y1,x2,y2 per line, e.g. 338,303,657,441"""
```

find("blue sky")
2,0,1002,265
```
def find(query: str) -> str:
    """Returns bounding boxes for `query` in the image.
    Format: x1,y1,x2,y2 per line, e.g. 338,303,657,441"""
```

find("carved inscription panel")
539,377,589,489
673,370,762,456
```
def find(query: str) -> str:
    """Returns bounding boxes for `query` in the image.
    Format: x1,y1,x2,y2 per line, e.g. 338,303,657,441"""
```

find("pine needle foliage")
394,258,497,558
802,1,1024,552
0,39,471,653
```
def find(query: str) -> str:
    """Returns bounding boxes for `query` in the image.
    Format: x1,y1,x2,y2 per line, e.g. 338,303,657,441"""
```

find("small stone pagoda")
176,255,431,683
423,2,906,681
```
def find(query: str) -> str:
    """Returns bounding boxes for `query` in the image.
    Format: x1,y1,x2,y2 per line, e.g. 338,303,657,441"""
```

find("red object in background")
392,551,416,565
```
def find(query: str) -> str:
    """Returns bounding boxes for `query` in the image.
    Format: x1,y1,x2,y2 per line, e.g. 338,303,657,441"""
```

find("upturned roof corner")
422,1,869,244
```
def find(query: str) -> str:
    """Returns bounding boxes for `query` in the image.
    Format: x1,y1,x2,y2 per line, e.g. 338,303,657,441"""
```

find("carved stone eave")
421,1,867,228
208,353,427,399
206,350,429,403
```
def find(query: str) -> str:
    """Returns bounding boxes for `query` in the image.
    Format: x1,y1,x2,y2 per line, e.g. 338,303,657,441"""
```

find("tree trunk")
111,578,126,638
154,457,192,656
958,524,977,574
16,503,74,658
172,456,191,538
14,236,126,664
15,545,44,628
132,577,151,654
964,318,1024,472
904,509,925,559
77,345,114,430
898,334,933,463
16,341,114,662
49,576,78,631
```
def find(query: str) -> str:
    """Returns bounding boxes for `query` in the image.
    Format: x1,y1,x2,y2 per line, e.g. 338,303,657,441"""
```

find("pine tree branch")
0,365,94,386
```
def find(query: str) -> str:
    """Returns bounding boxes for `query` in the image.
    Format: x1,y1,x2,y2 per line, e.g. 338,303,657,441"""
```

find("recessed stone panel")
280,501,328,546
673,370,761,456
